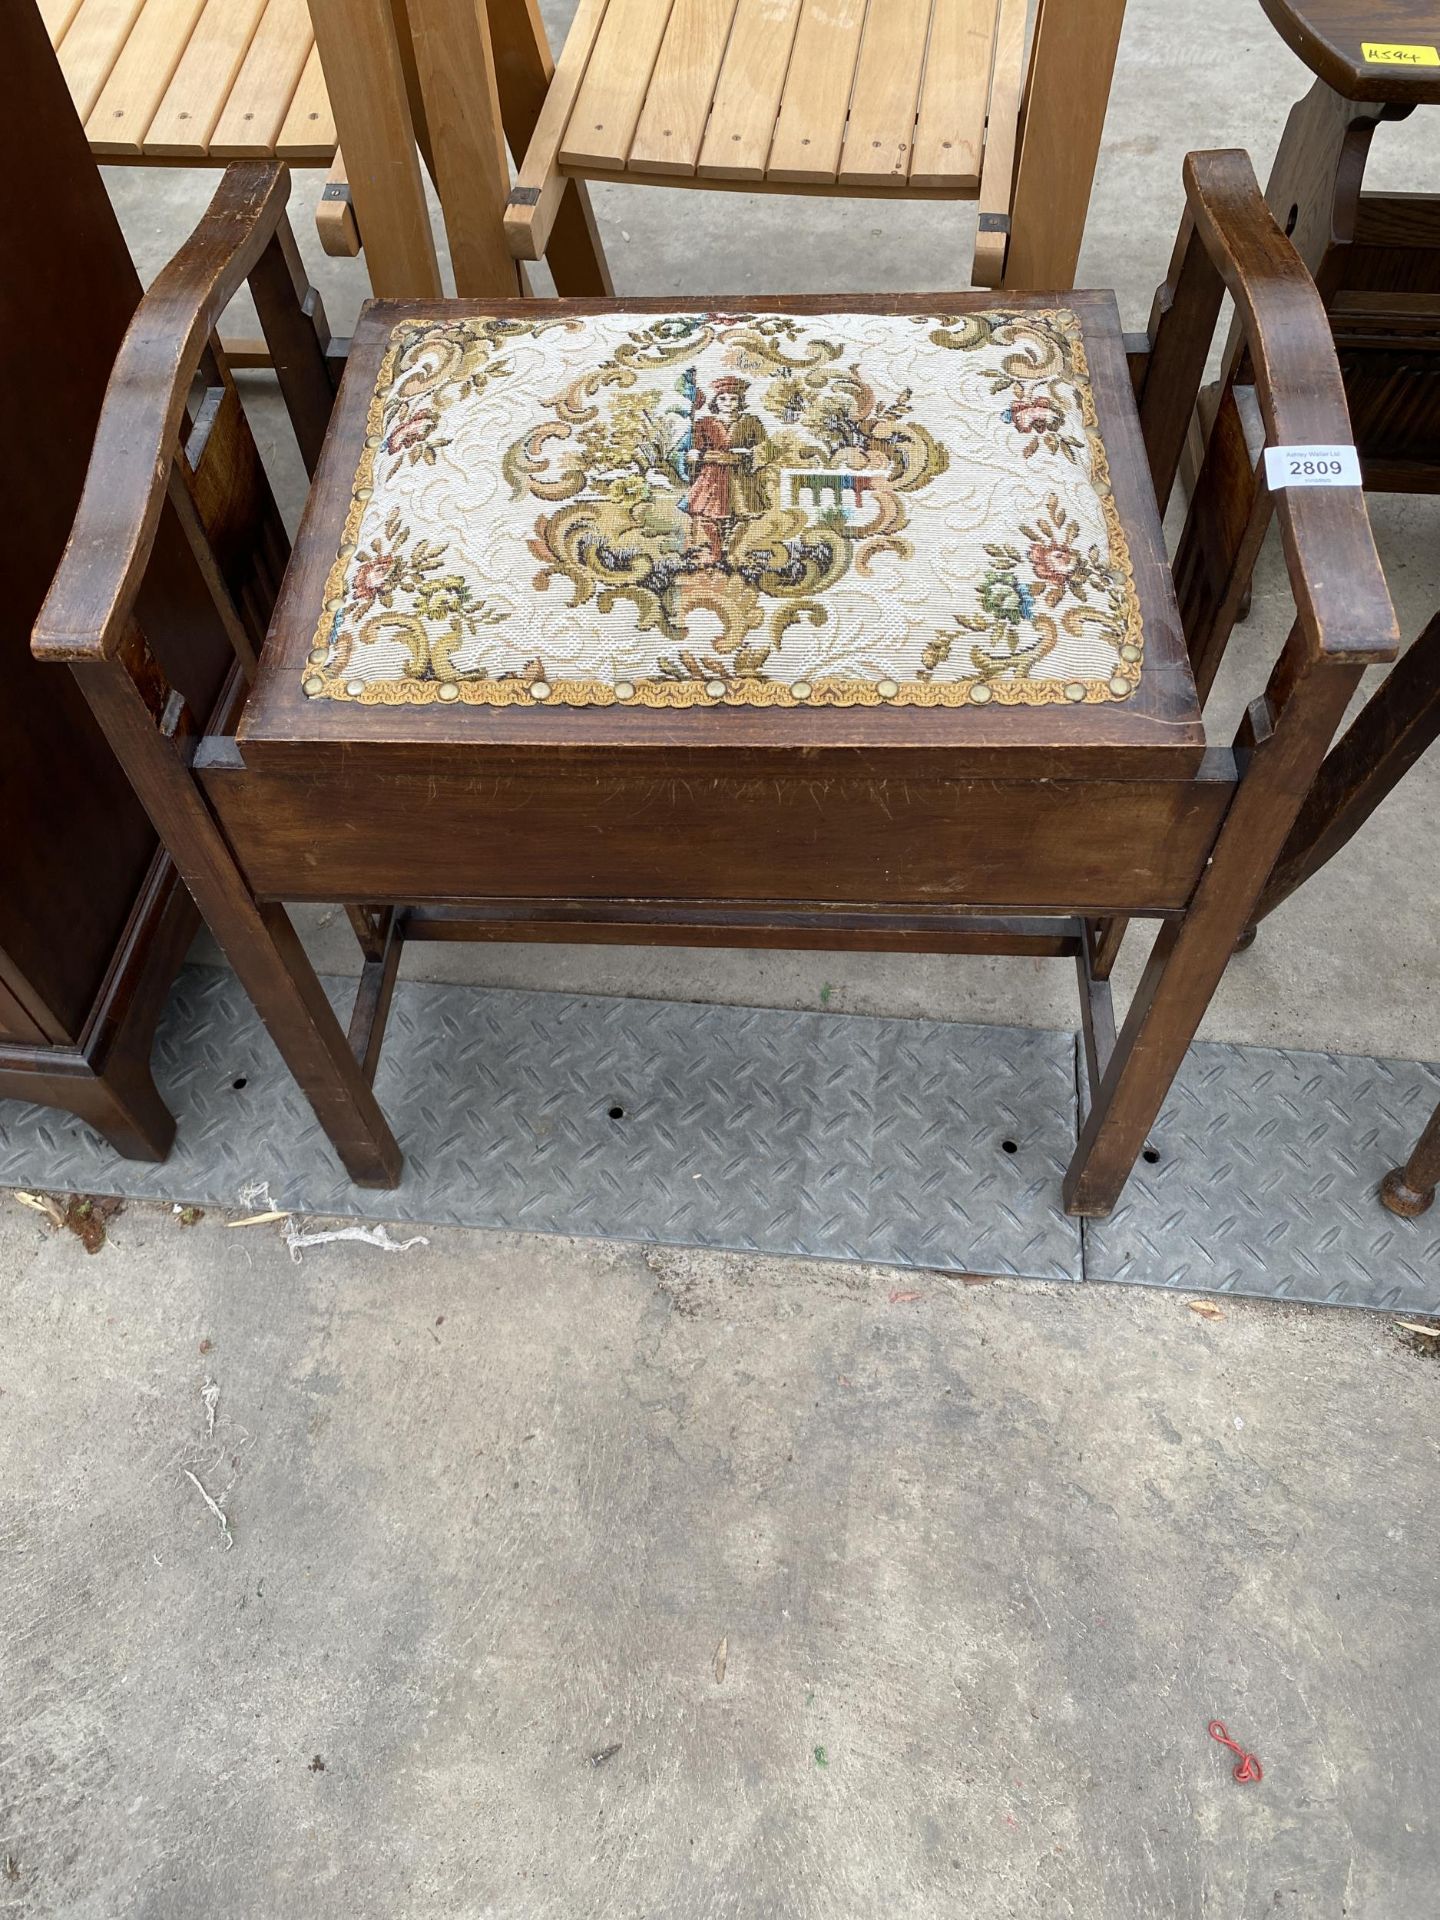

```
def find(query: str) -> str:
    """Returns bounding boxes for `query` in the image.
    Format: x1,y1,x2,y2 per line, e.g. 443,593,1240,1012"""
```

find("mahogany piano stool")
35,151,1400,1217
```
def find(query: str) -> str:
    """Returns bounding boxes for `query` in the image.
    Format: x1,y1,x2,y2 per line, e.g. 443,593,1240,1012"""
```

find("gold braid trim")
318,674,1133,710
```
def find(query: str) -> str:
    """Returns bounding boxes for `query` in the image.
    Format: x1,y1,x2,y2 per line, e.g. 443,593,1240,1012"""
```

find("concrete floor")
4,0,1439,1913
4,1204,1438,1918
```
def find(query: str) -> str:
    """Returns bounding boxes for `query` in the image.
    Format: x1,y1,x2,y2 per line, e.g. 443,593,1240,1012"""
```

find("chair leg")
1075,919,1118,1108
240,903,405,1186
345,904,395,961
309,0,444,298
1381,1100,1440,1217
346,909,406,1085
79,646,404,1189
1063,914,1233,1218
1002,0,1126,290
485,0,613,294
545,184,612,297
405,0,526,297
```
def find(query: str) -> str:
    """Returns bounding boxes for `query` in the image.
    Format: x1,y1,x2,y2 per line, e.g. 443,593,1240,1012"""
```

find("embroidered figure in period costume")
682,376,770,569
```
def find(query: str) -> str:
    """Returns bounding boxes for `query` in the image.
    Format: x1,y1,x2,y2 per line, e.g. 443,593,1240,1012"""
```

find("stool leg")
1064,649,1363,1217
1381,1100,1440,1218
80,645,403,1190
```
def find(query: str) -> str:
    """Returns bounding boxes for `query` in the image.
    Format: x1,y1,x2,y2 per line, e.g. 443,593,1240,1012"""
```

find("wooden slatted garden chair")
37,0,613,303
33,149,1399,1214
504,0,1127,289
44,0,334,169
40,0,358,266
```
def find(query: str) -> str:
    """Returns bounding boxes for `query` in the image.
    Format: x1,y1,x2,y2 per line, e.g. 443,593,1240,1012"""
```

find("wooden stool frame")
35,152,1398,1215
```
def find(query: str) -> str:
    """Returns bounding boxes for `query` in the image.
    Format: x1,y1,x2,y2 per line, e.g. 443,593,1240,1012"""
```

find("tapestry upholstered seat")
295,303,1148,714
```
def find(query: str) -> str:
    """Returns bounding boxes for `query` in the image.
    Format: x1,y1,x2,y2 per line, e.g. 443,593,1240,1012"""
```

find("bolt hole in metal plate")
0,968,1434,1311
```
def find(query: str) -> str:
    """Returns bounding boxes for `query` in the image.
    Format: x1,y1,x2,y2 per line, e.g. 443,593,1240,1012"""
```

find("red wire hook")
1208,1720,1263,1783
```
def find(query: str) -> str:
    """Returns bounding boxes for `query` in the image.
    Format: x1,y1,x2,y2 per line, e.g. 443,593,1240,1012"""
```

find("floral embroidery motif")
304,309,1145,708
924,495,1136,683
323,509,509,685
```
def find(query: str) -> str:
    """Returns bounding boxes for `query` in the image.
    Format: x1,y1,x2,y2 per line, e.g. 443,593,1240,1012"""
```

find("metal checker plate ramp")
1,968,1436,1312
1085,1038,1440,1314
0,967,1081,1281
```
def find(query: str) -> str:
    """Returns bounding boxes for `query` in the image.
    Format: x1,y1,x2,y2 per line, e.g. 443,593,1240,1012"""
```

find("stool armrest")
1181,149,1398,667
34,163,291,666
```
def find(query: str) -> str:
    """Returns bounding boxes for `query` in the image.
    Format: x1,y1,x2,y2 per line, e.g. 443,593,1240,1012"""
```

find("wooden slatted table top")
1259,0,1440,103
42,0,336,162
555,0,1015,193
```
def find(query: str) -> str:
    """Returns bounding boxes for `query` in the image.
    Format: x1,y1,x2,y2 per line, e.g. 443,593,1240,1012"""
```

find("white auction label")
1262,444,1362,490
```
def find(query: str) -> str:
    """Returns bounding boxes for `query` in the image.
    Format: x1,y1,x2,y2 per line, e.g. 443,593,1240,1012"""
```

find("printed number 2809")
1261,444,1361,489
1289,457,1344,478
